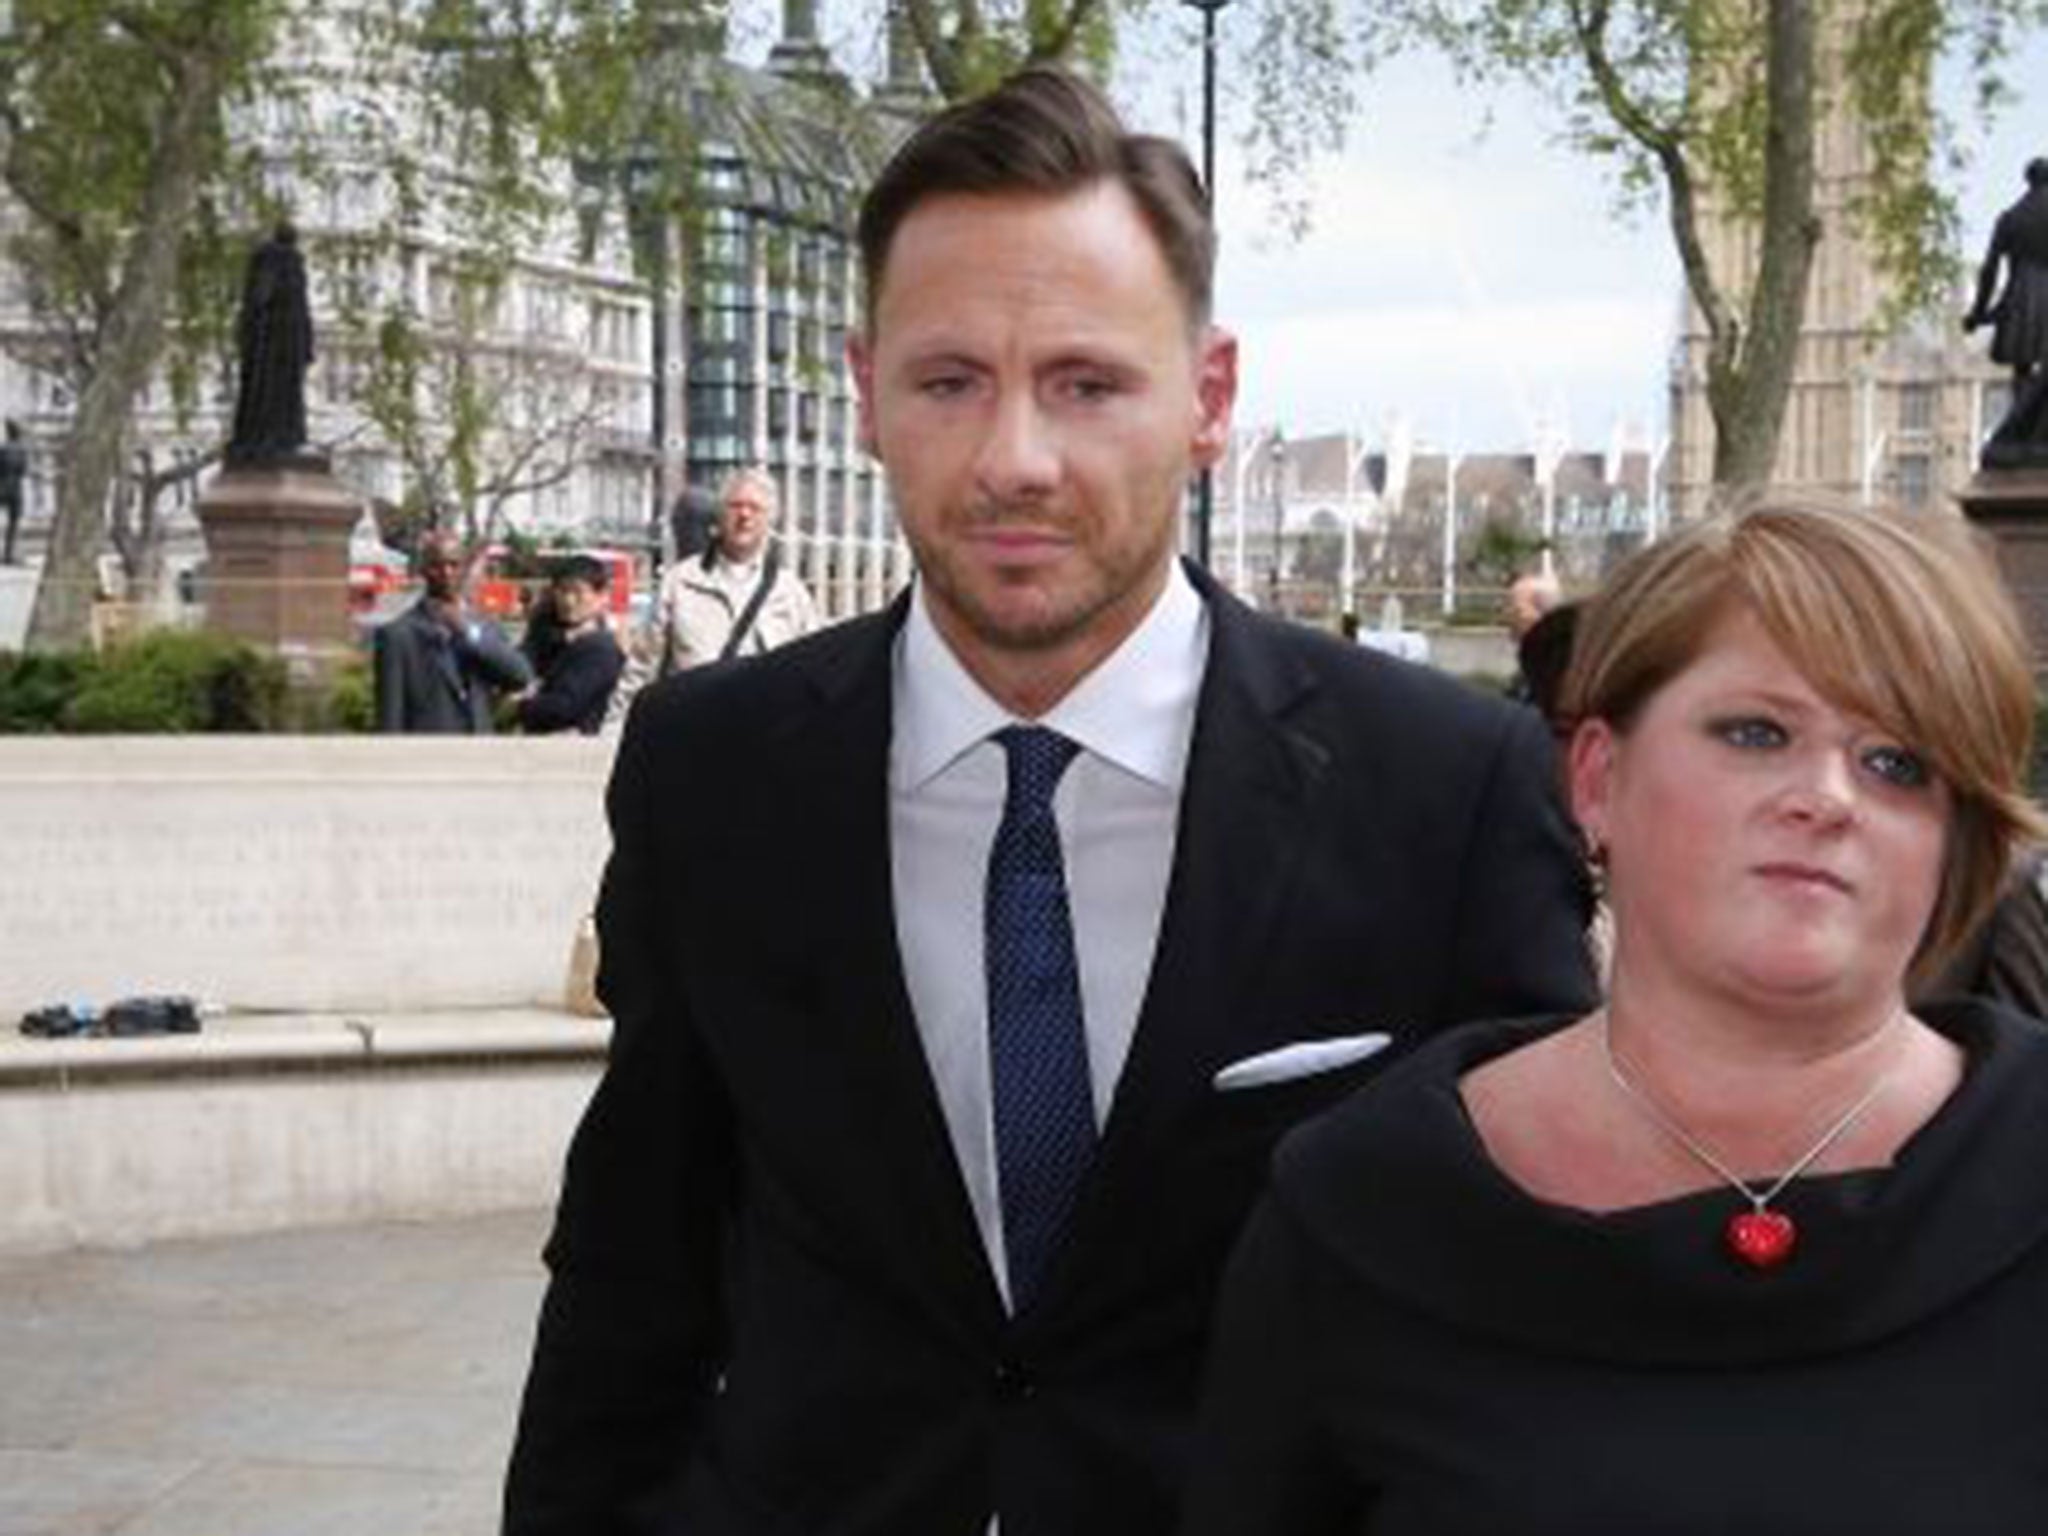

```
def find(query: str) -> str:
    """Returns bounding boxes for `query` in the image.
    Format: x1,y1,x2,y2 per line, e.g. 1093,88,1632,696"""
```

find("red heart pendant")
1726,1208,1797,1269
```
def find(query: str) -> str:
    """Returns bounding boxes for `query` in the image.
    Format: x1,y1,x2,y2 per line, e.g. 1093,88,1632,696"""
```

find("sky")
1143,33,2048,456
769,3,2045,456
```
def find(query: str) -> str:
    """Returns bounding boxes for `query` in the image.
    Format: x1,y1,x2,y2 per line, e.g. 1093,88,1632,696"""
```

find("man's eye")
1711,716,1786,750
1862,742,1931,789
916,375,971,399
1063,376,1118,402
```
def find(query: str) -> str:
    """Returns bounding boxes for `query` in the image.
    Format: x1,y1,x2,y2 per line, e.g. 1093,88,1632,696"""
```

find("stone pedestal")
1958,468,2048,672
195,461,360,660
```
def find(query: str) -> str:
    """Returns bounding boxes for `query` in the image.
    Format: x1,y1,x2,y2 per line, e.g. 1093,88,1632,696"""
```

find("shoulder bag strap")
718,544,782,662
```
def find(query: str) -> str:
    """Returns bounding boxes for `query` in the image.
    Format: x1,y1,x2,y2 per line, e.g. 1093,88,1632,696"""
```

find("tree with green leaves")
0,0,281,651
895,0,2040,501
898,0,1117,98
0,0,683,653
1335,0,2045,497
348,251,621,553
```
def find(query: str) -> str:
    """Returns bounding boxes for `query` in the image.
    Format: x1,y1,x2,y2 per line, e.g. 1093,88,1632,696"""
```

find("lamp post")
1267,430,1286,614
1858,369,1890,507
623,155,673,570
1230,425,1270,597
1440,447,1462,618
1183,0,1231,570
1340,429,1372,626
1646,433,1670,544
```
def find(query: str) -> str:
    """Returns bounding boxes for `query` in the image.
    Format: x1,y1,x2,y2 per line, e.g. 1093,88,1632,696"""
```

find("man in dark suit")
504,67,1595,1536
373,530,531,733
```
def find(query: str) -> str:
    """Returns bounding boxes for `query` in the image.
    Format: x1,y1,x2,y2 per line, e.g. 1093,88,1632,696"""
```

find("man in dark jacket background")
516,555,624,735
373,530,531,733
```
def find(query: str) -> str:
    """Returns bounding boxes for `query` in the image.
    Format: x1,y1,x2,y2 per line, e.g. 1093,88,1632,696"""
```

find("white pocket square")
1213,1033,1392,1092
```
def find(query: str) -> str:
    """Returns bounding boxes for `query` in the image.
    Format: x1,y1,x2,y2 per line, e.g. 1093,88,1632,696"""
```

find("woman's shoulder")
1263,996,2048,1368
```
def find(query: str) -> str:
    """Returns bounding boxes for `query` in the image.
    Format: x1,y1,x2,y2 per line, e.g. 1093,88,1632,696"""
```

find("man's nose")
973,394,1060,501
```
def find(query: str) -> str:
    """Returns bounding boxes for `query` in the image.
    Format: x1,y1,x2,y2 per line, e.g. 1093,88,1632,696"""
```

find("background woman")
1186,501,2048,1534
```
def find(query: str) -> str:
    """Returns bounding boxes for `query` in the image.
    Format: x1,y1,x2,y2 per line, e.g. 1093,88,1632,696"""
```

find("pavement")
0,1208,551,1536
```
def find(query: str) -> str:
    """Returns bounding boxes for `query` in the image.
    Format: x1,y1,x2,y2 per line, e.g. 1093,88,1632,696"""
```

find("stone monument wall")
0,736,613,1018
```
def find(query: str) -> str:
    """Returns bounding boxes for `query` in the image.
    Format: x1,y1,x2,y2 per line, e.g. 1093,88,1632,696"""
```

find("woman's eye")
1712,716,1786,750
1862,742,1931,789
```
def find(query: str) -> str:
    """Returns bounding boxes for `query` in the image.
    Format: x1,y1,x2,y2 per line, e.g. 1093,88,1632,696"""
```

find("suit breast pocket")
1197,1053,1384,1164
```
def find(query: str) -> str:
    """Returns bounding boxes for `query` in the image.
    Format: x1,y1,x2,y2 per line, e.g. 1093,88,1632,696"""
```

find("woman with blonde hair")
1186,501,2048,1533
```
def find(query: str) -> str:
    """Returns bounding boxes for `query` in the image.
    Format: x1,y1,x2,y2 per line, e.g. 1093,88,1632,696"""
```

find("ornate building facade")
0,0,936,628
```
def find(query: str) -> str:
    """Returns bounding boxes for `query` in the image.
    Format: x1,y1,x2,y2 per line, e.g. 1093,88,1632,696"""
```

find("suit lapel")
1065,573,1330,1262
412,607,468,713
782,576,1329,1332
786,604,1007,1339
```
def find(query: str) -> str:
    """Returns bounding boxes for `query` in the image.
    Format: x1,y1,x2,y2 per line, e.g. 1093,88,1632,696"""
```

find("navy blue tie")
986,725,1096,1310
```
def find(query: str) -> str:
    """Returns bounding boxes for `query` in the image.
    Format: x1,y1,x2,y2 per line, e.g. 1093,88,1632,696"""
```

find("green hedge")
0,632,372,734
0,651,90,732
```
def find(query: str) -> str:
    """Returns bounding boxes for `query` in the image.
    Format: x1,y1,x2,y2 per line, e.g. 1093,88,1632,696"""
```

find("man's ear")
1190,325,1238,471
847,331,879,457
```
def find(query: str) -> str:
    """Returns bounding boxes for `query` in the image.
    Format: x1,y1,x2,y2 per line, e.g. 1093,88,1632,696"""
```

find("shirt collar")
711,550,763,585
892,560,1208,794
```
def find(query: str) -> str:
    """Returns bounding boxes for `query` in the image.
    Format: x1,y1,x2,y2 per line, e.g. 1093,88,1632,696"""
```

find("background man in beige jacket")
609,466,819,722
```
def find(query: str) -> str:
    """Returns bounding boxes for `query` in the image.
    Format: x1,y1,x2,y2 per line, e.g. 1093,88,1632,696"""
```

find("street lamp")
1267,431,1286,613
1340,429,1372,626
1858,369,1890,507
1440,445,1462,618
623,156,674,569
1230,425,1270,597
1646,433,1670,543
1183,0,1232,571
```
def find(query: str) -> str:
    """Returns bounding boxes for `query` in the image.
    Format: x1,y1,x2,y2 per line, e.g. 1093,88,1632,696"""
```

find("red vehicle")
471,545,637,622
347,547,411,615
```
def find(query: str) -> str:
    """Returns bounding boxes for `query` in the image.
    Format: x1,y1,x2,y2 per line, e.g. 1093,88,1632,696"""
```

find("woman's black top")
1184,1001,2048,1535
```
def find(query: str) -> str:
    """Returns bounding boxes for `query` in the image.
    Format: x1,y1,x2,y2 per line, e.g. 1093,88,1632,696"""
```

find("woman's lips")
1753,861,1853,895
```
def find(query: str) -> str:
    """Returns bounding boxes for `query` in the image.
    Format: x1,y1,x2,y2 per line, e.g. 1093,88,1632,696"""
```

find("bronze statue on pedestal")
226,222,319,468
1966,158,2048,469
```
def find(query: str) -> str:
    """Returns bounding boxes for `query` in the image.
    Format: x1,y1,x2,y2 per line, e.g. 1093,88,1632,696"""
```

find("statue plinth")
196,462,360,662
1958,467,2048,673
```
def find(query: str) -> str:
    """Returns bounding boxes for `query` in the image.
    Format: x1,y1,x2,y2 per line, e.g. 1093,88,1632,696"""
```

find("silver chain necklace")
1599,1012,1902,1270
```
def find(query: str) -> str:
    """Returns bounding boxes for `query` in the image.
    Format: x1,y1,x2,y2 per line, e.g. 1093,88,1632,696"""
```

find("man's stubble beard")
910,503,1181,658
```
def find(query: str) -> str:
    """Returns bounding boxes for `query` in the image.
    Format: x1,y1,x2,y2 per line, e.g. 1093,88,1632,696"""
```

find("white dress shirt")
890,563,1210,1312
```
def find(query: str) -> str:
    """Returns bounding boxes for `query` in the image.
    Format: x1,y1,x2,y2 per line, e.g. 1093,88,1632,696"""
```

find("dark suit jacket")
519,627,625,735
373,600,531,733
504,565,1597,1536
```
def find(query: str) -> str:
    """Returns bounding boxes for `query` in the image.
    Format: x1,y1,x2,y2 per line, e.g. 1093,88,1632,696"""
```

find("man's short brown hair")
856,66,1214,329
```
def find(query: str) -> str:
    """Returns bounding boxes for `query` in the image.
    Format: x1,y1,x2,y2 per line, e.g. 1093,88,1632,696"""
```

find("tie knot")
994,725,1079,814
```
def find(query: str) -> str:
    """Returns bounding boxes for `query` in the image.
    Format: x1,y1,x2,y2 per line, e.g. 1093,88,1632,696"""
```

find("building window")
698,229,748,274
1897,383,1934,434
689,381,741,435
1896,453,1932,509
